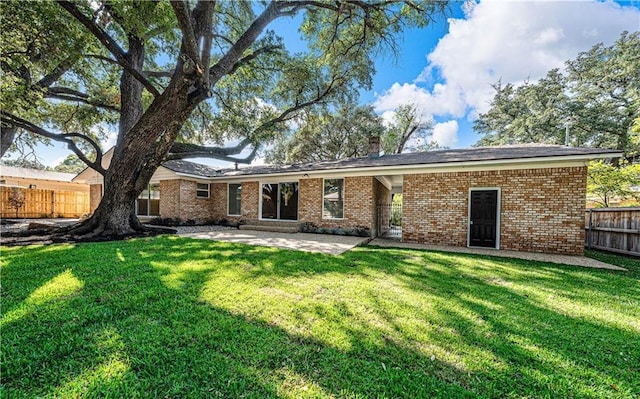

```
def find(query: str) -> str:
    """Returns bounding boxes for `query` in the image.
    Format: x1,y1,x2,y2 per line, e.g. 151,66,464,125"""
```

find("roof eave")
206,151,622,181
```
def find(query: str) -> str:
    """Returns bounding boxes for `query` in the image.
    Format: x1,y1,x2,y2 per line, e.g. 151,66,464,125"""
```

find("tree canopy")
266,104,385,164
53,154,88,174
474,31,640,160
266,103,438,164
0,0,447,236
587,161,640,207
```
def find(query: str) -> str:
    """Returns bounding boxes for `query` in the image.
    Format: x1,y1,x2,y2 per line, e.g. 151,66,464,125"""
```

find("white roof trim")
375,176,392,190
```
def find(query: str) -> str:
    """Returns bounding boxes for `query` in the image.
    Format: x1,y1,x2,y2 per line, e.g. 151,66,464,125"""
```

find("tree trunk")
1,125,17,157
68,76,197,238
72,178,142,236
67,32,197,238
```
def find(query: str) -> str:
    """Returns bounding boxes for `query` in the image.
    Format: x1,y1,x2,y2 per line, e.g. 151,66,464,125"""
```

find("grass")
1,236,639,398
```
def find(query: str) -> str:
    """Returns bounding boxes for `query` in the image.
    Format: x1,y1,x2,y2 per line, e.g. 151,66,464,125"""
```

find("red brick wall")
207,182,255,225
402,166,587,255
298,176,375,234
159,179,215,222
210,182,228,219
240,181,259,221
89,184,102,213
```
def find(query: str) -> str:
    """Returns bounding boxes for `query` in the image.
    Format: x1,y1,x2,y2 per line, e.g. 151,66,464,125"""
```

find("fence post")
587,209,593,250
51,190,55,217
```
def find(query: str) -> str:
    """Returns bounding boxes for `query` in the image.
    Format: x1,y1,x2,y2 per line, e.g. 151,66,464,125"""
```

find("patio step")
239,224,300,234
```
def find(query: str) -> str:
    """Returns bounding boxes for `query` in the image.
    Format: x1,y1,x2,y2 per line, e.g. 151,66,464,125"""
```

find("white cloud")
375,0,640,131
374,82,466,119
432,120,459,148
380,110,397,127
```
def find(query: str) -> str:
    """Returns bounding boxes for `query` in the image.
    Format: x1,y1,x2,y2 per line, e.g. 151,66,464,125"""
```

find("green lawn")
1,237,638,398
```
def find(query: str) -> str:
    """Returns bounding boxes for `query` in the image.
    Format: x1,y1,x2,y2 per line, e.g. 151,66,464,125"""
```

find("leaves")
587,161,640,207
475,31,640,160
265,102,440,164
266,104,385,164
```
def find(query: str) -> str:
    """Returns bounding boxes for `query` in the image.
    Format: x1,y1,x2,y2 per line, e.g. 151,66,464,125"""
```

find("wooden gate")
0,187,89,218
585,207,640,256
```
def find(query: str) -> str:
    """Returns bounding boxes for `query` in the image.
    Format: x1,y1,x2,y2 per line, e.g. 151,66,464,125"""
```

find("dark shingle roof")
161,145,621,178
161,160,221,178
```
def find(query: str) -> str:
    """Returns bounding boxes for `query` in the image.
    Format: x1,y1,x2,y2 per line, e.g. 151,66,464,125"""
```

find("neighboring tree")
0,158,49,170
7,188,26,218
1,0,447,237
266,104,385,164
266,103,438,164
587,161,640,207
382,103,437,154
475,31,640,160
54,154,87,174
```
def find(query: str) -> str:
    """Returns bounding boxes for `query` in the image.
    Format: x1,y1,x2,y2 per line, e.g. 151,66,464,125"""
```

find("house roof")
161,160,221,178
0,165,78,182
162,145,622,179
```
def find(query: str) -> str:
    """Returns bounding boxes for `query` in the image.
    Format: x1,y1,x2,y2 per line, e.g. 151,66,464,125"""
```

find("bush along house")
73,142,621,256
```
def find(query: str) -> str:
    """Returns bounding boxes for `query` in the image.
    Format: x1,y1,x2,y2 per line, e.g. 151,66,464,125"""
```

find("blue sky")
23,0,640,168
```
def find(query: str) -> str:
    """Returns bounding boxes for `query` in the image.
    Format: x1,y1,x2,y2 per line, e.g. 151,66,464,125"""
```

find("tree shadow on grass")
1,236,638,398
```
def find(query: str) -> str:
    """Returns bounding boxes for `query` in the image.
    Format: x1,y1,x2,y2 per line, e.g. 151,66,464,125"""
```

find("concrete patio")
369,238,626,271
176,226,369,255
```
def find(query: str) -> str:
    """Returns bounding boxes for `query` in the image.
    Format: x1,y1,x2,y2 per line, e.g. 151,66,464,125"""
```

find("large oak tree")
1,0,446,237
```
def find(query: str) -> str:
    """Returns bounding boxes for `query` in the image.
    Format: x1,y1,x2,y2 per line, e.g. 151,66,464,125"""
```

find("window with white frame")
228,183,242,215
196,183,210,198
323,178,344,219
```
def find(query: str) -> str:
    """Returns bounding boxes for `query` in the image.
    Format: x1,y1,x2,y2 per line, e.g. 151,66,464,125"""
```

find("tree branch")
144,70,173,78
166,138,254,161
36,55,78,88
1,113,106,175
171,1,201,68
45,87,120,111
167,73,339,162
84,53,119,64
196,0,215,86
208,2,282,86
228,45,283,75
57,0,161,97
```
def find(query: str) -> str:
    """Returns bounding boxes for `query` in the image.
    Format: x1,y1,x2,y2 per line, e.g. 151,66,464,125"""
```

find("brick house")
73,145,620,255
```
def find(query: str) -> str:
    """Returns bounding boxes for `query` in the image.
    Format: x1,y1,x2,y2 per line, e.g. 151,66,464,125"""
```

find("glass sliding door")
279,182,298,220
261,182,298,220
261,183,278,219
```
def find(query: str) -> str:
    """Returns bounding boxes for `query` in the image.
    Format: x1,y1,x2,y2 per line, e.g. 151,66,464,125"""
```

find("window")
323,178,344,219
196,183,210,198
228,183,242,215
137,184,160,216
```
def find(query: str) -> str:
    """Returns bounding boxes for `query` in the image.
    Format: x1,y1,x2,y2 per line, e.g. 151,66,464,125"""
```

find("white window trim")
227,183,242,216
322,177,345,220
196,182,210,199
467,187,501,250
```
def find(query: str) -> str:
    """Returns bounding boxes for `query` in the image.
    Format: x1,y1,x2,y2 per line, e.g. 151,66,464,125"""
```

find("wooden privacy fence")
0,187,89,219
585,207,640,257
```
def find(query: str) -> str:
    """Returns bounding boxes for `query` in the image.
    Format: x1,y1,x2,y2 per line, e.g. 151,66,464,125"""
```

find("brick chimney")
368,136,380,158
